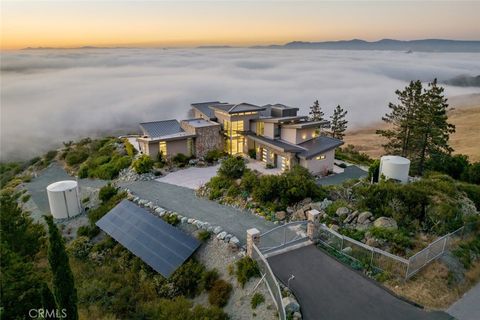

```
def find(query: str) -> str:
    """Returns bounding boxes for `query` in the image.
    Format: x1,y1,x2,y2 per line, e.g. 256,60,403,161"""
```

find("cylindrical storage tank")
46,180,82,219
379,155,410,184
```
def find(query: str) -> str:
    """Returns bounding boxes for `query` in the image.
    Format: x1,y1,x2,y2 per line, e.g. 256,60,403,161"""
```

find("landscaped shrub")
369,227,412,254
21,194,31,203
205,175,234,200
133,155,154,174
250,292,265,309
169,259,205,298
368,159,380,183
88,191,127,224
67,236,92,260
140,297,228,320
240,169,259,193
201,269,219,291
208,279,232,307
335,144,372,166
197,230,211,242
235,257,260,288
205,149,224,163
162,214,180,226
99,183,118,203
65,148,89,166
248,149,256,159
218,156,246,179
124,139,137,157
172,153,190,167
44,150,58,162
453,237,480,269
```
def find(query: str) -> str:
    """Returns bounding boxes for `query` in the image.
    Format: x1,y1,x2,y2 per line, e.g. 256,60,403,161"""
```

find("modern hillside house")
137,101,344,175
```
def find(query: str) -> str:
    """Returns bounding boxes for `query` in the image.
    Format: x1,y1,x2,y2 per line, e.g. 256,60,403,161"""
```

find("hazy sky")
1,1,479,50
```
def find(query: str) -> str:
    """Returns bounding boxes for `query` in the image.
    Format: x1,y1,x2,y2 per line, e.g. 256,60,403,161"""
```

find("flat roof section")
182,118,220,128
96,200,200,278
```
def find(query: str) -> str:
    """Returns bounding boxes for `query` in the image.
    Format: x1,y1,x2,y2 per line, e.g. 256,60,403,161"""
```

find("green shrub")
368,159,380,183
335,144,372,166
325,199,349,216
369,227,412,254
339,228,365,241
240,169,259,193
197,230,211,242
208,279,232,307
163,214,180,226
67,236,92,259
99,183,118,203
218,156,246,179
201,269,219,291
21,194,31,203
44,150,58,162
78,164,89,178
235,257,260,288
248,149,256,159
250,292,265,309
453,237,480,269
124,139,137,157
205,149,224,163
82,197,90,203
226,185,241,198
88,192,127,224
172,153,190,167
77,224,100,239
170,259,205,298
133,155,154,174
266,163,275,169
206,176,234,200
65,149,89,166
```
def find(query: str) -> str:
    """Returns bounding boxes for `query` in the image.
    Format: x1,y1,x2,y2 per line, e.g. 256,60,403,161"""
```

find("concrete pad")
155,165,220,189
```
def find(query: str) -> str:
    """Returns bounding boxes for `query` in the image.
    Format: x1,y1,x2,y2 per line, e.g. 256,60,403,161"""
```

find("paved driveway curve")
268,245,452,320
447,282,480,320
120,180,275,244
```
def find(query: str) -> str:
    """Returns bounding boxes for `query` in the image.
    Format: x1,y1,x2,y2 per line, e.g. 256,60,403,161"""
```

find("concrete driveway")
268,245,451,320
156,165,220,189
317,165,367,186
447,282,480,320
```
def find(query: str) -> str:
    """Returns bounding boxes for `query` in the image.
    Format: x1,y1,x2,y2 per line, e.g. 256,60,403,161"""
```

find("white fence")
316,222,478,280
251,243,286,320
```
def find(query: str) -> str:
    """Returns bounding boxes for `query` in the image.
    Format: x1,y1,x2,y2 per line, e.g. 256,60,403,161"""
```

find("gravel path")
156,165,220,189
120,180,275,244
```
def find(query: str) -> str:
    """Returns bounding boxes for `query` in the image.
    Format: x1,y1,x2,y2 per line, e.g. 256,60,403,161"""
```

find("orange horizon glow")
2,1,479,51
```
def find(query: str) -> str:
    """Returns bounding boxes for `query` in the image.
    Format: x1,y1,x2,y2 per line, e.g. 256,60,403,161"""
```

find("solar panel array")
96,200,200,277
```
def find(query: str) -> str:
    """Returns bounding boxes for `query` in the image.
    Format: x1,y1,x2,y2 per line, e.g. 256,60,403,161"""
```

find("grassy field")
344,93,480,162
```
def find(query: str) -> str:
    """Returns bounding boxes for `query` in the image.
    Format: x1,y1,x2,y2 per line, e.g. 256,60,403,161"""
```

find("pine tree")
45,216,78,320
376,80,423,158
309,100,324,121
414,79,455,175
330,105,348,140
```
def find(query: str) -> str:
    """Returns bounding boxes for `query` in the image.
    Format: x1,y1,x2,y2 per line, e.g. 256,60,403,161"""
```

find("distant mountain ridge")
252,39,480,52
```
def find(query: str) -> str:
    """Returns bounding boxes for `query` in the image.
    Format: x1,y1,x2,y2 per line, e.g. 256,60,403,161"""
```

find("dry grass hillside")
344,93,480,162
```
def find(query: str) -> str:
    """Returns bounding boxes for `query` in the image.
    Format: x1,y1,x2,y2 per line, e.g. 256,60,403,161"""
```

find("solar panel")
96,200,200,277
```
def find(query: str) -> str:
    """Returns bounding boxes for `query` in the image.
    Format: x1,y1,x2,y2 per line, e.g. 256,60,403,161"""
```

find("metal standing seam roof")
210,103,266,114
245,132,305,153
298,136,344,159
96,200,200,278
139,119,184,138
191,101,225,119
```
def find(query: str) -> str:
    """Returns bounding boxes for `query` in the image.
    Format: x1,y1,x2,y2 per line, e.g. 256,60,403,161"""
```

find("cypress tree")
40,283,58,319
330,105,348,140
44,216,78,320
376,80,423,158
309,100,325,121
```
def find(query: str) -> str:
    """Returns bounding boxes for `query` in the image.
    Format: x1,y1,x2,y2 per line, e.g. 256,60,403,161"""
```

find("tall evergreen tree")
376,80,423,158
45,216,78,320
309,100,324,121
330,105,348,140
40,283,58,319
414,79,455,174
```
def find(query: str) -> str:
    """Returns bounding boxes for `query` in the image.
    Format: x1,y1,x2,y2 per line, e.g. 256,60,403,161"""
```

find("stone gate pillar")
246,228,261,257
307,209,320,240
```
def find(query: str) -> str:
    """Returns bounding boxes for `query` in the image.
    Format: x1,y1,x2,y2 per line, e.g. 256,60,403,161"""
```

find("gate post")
247,228,261,257
307,209,320,240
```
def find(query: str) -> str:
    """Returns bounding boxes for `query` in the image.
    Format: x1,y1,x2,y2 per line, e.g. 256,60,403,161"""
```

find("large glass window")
256,121,264,136
159,141,167,156
223,120,244,154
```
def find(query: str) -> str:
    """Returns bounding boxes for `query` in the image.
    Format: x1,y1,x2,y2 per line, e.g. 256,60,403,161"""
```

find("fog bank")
1,48,479,160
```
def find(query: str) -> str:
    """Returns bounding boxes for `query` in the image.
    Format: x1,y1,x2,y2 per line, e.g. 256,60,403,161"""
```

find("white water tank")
379,155,410,184
46,180,82,219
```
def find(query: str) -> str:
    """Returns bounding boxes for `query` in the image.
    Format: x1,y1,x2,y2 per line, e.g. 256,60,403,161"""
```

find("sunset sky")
1,1,479,50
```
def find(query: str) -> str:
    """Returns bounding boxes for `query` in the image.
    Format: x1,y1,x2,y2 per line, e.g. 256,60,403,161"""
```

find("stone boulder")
275,211,287,221
335,207,350,218
357,211,373,224
282,297,300,314
344,211,359,224
373,217,398,230
293,208,307,221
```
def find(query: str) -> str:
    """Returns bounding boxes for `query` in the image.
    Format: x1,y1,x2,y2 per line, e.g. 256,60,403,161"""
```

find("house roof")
191,101,226,119
140,119,184,138
261,104,299,117
282,120,330,129
96,200,200,278
298,136,344,159
181,118,220,128
260,116,308,123
245,132,305,153
210,103,266,114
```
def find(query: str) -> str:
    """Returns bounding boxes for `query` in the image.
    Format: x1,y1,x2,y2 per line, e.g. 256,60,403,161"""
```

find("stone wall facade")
181,121,223,158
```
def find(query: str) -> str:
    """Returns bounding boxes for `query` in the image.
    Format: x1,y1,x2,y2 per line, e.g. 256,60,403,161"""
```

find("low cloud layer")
1,48,479,161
